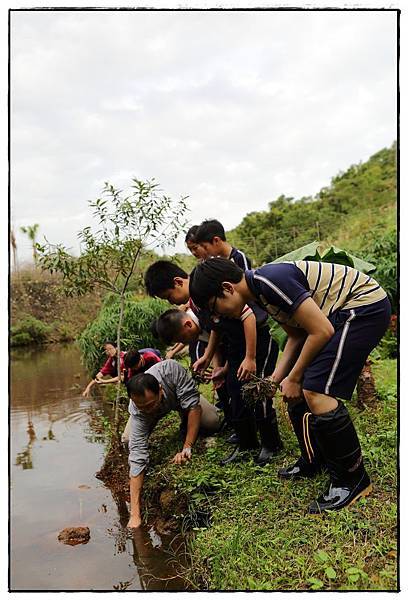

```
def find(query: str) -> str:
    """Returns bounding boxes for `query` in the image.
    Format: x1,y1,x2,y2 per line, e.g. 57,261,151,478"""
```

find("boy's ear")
221,281,235,295
173,276,185,288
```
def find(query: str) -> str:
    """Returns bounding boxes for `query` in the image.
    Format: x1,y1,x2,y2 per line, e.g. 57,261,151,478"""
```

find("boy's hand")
237,357,257,381
165,350,175,359
211,366,227,389
280,376,302,401
171,447,192,465
193,355,211,373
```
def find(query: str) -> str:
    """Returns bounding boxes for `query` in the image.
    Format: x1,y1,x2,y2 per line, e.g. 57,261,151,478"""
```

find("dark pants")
189,339,230,417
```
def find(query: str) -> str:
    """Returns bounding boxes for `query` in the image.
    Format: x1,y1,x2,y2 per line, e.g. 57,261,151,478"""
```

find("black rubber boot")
227,432,239,445
254,402,283,466
308,401,372,514
220,417,258,466
278,399,323,479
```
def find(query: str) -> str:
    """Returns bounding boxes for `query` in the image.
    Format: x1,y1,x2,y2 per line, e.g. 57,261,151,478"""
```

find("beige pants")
121,394,222,443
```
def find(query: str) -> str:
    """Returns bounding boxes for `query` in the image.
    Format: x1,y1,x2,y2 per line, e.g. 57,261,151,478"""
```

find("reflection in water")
11,344,188,591
15,417,36,470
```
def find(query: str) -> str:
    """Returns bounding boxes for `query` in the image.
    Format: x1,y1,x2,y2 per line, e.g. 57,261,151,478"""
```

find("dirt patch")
95,441,130,500
357,361,378,409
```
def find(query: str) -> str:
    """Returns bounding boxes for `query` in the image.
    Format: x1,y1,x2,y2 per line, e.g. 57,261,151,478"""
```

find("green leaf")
315,549,330,563
321,245,376,273
346,567,360,575
273,241,321,263
325,566,337,580
307,578,324,590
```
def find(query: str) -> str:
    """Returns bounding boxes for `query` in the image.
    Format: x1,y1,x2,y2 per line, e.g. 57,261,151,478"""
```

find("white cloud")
10,9,397,262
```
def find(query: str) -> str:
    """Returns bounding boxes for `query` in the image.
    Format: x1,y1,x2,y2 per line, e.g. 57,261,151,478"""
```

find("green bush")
78,293,169,373
370,329,397,361
11,314,52,346
52,321,76,342
365,228,397,312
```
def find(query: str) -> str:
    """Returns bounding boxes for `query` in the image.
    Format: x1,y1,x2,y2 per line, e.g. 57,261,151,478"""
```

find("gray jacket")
128,360,200,477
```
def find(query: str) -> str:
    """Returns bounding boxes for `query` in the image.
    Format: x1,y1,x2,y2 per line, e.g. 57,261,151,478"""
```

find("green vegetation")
137,357,397,591
11,267,104,346
365,229,397,312
11,314,52,347
228,142,396,304
78,293,168,373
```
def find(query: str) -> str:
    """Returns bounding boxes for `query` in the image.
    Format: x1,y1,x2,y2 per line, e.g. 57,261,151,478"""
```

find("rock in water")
58,526,90,546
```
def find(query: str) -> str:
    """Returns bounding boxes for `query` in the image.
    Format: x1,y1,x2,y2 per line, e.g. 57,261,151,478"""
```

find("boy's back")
229,246,252,270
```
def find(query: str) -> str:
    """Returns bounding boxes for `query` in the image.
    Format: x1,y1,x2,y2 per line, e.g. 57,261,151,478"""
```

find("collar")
186,308,201,331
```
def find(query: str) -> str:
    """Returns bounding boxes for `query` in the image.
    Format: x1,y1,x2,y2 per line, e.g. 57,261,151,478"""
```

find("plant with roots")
37,178,189,434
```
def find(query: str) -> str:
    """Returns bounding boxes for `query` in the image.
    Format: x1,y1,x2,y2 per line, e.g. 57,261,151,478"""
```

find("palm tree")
20,223,40,265
10,226,18,272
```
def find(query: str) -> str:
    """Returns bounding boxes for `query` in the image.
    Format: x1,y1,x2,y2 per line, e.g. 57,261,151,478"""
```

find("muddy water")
10,344,186,591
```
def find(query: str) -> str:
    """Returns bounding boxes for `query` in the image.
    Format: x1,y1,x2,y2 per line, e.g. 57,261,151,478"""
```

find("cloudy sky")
10,8,397,263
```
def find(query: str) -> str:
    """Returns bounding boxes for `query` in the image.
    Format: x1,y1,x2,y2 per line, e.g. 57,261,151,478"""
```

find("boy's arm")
279,298,334,400
96,376,120,385
166,342,186,359
82,378,97,397
127,411,153,528
192,330,220,372
237,311,257,381
128,471,145,528
269,323,307,385
171,405,202,464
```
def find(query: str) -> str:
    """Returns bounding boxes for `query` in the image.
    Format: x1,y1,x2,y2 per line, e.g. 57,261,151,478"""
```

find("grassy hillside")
10,268,104,346
228,142,396,261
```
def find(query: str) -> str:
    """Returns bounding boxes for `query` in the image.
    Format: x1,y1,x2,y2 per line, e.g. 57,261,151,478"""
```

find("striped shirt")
245,260,387,327
229,247,252,271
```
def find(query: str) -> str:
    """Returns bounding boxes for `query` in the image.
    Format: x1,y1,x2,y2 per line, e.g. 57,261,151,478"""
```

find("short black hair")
150,318,160,339
103,340,117,348
126,372,160,398
156,309,185,345
124,349,141,369
144,260,189,297
189,257,244,308
195,219,226,243
185,225,199,244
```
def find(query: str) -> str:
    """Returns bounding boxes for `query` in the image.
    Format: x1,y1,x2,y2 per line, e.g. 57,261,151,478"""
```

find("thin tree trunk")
114,292,125,436
11,228,19,274
113,245,142,437
32,243,38,266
